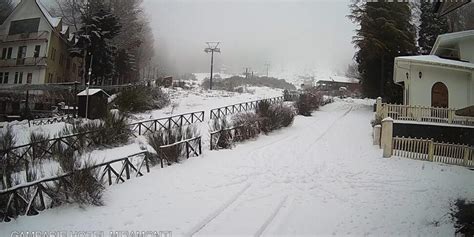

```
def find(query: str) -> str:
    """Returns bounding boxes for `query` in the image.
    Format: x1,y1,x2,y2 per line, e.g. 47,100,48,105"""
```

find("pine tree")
349,1,417,103
419,1,449,54
70,1,121,85
0,0,14,24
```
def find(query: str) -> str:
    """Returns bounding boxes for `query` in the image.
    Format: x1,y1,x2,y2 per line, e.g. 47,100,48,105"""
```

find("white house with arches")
393,30,474,110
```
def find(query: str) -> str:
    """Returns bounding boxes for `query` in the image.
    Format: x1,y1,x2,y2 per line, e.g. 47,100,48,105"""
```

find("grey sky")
143,0,357,76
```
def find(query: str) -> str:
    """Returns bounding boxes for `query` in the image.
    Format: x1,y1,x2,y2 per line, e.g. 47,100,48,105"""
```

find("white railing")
0,57,47,67
0,31,49,42
392,136,474,167
375,98,474,126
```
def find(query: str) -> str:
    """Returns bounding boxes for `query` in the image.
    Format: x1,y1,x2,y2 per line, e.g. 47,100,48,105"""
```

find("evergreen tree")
419,1,449,54
71,1,121,85
0,0,14,24
349,1,417,103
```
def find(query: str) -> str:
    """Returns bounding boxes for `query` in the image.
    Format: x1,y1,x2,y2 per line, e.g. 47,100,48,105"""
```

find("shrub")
296,92,323,116
0,126,17,189
115,86,170,113
61,111,131,149
147,126,199,164
211,118,232,149
47,151,104,207
453,199,474,236
233,112,261,141
29,132,50,162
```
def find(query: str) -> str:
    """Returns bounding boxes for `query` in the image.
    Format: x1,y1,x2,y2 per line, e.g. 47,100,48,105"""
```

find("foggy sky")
142,0,357,77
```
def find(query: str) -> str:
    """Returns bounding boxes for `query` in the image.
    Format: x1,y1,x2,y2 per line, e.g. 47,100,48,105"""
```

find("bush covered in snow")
47,151,105,207
211,118,233,149
147,126,199,165
0,126,17,189
296,92,323,116
257,101,295,134
115,86,170,113
62,111,131,149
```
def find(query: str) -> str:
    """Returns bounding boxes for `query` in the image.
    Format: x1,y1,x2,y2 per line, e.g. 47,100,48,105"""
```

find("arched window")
431,82,449,108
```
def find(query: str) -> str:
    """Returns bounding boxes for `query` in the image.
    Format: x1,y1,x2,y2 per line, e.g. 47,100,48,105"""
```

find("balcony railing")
0,31,49,43
0,57,47,67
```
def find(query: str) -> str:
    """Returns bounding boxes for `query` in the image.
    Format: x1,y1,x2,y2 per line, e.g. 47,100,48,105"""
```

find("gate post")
381,117,393,158
376,97,383,118
373,125,381,146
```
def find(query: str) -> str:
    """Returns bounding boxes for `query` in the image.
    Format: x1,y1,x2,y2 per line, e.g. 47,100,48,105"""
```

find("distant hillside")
201,76,296,91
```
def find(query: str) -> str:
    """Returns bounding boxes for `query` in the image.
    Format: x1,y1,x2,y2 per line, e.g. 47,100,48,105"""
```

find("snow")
2,98,473,236
396,55,474,70
77,89,109,96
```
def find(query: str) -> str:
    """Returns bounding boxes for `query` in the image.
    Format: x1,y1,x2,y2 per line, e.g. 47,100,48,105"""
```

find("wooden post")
428,140,435,162
463,146,470,166
415,106,422,122
381,117,393,158
373,125,381,146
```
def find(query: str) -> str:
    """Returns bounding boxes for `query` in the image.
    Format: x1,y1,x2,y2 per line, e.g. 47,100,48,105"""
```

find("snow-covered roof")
36,0,61,27
77,89,110,97
431,30,474,55
396,55,474,71
61,25,69,34
329,76,359,84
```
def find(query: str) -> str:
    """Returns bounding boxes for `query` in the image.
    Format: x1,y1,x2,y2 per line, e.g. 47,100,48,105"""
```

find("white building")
0,0,81,86
393,30,474,109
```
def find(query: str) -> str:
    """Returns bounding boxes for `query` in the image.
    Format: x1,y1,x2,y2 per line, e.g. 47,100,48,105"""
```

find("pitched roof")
431,30,474,55
36,0,61,28
396,55,474,71
77,89,110,97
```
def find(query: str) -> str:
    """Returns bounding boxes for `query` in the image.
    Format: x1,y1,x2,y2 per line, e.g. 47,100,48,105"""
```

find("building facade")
0,0,82,86
394,30,474,109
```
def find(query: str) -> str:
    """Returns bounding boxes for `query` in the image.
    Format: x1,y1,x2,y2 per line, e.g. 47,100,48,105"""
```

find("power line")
204,42,221,90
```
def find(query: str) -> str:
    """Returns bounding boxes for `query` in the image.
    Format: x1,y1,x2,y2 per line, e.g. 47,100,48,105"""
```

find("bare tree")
0,0,15,24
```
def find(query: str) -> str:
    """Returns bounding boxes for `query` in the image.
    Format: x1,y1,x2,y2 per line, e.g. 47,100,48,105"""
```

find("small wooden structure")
77,89,109,119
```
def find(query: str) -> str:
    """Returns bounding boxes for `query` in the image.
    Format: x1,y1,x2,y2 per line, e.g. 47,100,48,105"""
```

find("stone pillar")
373,125,381,146
376,97,383,118
381,117,393,158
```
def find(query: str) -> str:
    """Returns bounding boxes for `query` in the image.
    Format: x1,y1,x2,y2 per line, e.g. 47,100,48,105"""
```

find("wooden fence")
0,136,202,222
392,136,474,167
210,122,260,150
210,96,284,119
377,101,474,126
129,111,204,136
28,114,76,127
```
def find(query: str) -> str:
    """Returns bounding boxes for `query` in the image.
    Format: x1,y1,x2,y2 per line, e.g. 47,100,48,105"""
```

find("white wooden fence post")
381,117,393,158
463,146,470,166
373,125,381,146
428,140,435,162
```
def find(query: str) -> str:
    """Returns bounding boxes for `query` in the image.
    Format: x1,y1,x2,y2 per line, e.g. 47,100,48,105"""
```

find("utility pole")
204,42,221,90
264,63,270,78
85,54,93,120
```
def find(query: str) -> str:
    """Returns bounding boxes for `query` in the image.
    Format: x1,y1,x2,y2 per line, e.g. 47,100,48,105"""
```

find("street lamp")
204,42,221,90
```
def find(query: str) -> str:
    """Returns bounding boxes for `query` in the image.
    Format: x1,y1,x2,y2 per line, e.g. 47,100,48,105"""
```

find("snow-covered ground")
1,87,282,147
2,98,473,236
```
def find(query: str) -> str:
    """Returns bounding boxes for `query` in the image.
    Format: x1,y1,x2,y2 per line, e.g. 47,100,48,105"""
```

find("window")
27,73,32,84
14,72,23,84
7,48,12,59
8,18,40,35
4,72,8,84
0,73,3,84
66,58,71,70
1,48,6,59
47,73,53,83
34,45,41,58
17,46,27,65
59,54,64,65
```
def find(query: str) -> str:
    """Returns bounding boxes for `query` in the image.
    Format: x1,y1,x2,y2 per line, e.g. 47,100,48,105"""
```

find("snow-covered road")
2,99,474,236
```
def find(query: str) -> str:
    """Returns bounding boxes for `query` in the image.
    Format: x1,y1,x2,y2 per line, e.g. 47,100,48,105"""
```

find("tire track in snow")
186,183,251,237
253,195,289,237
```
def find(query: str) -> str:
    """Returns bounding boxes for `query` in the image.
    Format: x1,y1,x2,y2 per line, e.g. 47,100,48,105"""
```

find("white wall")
408,65,472,109
459,39,474,63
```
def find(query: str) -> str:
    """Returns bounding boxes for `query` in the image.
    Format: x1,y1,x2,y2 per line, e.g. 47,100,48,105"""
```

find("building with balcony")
0,0,82,86
394,30,474,110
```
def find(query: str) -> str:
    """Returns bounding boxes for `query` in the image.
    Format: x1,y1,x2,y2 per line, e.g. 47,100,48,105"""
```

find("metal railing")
210,122,260,150
210,96,284,119
0,57,48,67
392,136,474,167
